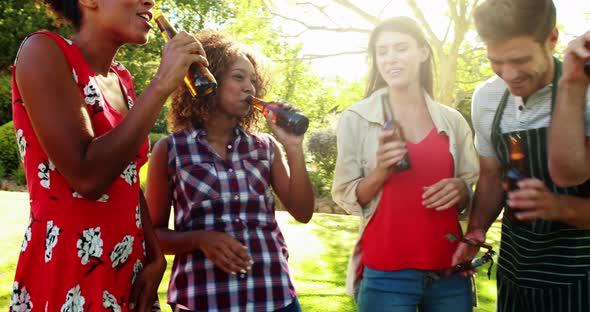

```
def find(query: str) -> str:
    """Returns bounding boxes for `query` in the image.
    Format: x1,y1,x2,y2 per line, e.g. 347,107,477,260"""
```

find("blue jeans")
357,267,472,312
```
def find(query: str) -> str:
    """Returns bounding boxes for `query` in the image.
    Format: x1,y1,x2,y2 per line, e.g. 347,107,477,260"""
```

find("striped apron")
491,59,590,311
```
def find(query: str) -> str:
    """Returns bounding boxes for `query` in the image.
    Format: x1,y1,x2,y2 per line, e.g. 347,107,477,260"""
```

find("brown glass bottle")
584,60,590,76
245,95,309,135
382,95,411,172
154,13,217,97
506,133,529,191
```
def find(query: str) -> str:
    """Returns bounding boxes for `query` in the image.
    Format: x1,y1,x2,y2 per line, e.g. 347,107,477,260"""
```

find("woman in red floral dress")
9,0,208,311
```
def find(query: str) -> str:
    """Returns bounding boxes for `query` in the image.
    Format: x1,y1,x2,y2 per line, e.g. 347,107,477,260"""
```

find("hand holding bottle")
152,13,216,97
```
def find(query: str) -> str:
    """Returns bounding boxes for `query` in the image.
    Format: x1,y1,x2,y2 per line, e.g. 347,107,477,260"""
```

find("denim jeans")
357,267,472,312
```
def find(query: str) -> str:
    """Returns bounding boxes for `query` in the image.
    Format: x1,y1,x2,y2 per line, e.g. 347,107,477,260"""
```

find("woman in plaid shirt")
146,31,315,312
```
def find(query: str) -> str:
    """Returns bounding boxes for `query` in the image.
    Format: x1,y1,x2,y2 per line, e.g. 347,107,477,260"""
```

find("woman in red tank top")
332,17,480,312
9,0,208,311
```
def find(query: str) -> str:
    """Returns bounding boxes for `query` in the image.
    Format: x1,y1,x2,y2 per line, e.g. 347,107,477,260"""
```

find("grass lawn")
0,191,500,311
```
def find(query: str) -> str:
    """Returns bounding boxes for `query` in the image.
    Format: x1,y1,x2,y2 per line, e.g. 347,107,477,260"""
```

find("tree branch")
272,12,371,33
330,0,380,25
295,2,340,27
405,0,443,49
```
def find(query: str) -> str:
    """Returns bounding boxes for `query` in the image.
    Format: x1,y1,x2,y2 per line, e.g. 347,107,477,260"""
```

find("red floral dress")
10,31,149,312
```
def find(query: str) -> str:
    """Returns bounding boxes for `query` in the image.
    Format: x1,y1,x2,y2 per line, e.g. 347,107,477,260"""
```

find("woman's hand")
265,101,305,147
198,231,253,275
422,178,469,211
129,256,166,311
153,31,209,96
375,128,407,178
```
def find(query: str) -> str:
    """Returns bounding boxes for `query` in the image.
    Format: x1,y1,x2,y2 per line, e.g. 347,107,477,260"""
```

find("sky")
272,0,590,81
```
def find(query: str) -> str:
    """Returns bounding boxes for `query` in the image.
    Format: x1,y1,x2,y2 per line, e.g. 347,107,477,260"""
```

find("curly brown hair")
167,31,269,133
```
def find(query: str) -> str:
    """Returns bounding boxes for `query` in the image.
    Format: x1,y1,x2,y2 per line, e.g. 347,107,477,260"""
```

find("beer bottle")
382,94,411,172
506,133,529,191
245,95,309,135
584,60,590,76
154,13,217,97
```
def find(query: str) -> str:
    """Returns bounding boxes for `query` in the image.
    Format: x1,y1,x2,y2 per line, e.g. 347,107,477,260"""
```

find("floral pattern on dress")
21,217,33,252
10,281,33,312
83,80,104,116
110,235,134,271
38,160,55,190
15,129,27,162
135,205,141,229
60,285,85,312
102,290,122,312
127,95,134,110
120,162,137,186
113,61,126,72
45,220,61,263
76,227,104,276
71,191,109,203
131,259,143,284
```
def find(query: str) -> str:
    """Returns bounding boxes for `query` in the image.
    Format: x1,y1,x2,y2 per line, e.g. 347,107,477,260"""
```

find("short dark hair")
168,31,269,133
365,16,434,98
474,0,556,44
43,0,82,29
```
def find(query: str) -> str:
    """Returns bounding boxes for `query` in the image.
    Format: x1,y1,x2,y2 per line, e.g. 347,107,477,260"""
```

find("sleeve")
452,110,480,219
330,111,367,216
471,89,497,157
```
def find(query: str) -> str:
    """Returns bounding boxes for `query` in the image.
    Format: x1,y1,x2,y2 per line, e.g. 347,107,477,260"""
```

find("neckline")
407,127,436,145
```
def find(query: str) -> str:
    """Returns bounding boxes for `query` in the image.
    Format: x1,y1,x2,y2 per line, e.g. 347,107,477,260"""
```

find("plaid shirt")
165,127,296,311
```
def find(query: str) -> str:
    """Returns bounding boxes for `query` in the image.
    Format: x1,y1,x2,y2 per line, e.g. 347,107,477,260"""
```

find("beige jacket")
331,87,480,298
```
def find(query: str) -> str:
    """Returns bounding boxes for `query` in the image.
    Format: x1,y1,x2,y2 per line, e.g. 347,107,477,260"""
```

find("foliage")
0,74,12,125
11,164,26,186
0,1,71,74
307,129,337,196
0,121,19,176
0,161,5,179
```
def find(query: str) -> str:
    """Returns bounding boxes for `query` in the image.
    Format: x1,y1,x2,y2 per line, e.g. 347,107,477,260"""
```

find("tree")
272,0,482,107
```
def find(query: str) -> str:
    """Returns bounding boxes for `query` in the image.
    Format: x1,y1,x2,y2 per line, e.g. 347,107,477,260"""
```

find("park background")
0,0,588,311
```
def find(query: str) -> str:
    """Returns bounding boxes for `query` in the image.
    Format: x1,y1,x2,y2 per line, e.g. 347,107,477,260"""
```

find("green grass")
0,191,500,311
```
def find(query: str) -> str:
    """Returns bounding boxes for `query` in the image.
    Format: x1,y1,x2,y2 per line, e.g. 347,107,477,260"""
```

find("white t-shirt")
471,75,590,158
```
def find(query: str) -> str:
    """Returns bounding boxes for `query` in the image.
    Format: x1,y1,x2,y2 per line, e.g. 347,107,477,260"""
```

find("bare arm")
466,156,505,234
268,122,315,224
548,31,590,186
16,33,204,199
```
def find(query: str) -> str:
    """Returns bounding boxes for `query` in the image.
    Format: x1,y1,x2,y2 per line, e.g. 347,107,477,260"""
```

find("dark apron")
491,58,590,311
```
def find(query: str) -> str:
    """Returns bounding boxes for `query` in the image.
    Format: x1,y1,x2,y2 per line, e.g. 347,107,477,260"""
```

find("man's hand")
507,178,566,222
451,229,486,276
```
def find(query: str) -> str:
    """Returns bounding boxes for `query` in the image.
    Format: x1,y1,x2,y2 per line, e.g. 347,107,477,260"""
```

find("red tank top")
361,128,461,271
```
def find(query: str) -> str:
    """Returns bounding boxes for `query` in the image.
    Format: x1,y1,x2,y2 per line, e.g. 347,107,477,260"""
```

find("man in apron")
452,0,590,311
548,32,590,189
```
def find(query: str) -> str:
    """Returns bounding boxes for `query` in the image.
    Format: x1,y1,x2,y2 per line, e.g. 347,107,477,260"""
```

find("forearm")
154,228,229,256
356,169,387,207
548,80,589,186
139,191,165,264
466,177,504,235
557,195,590,228
283,144,314,223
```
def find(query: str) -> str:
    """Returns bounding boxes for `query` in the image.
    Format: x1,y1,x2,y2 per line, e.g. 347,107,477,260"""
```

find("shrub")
0,121,20,176
12,163,26,185
306,129,337,197
0,160,5,179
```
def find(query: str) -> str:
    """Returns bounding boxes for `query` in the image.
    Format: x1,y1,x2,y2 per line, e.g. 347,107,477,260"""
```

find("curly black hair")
42,0,82,28
168,30,270,133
